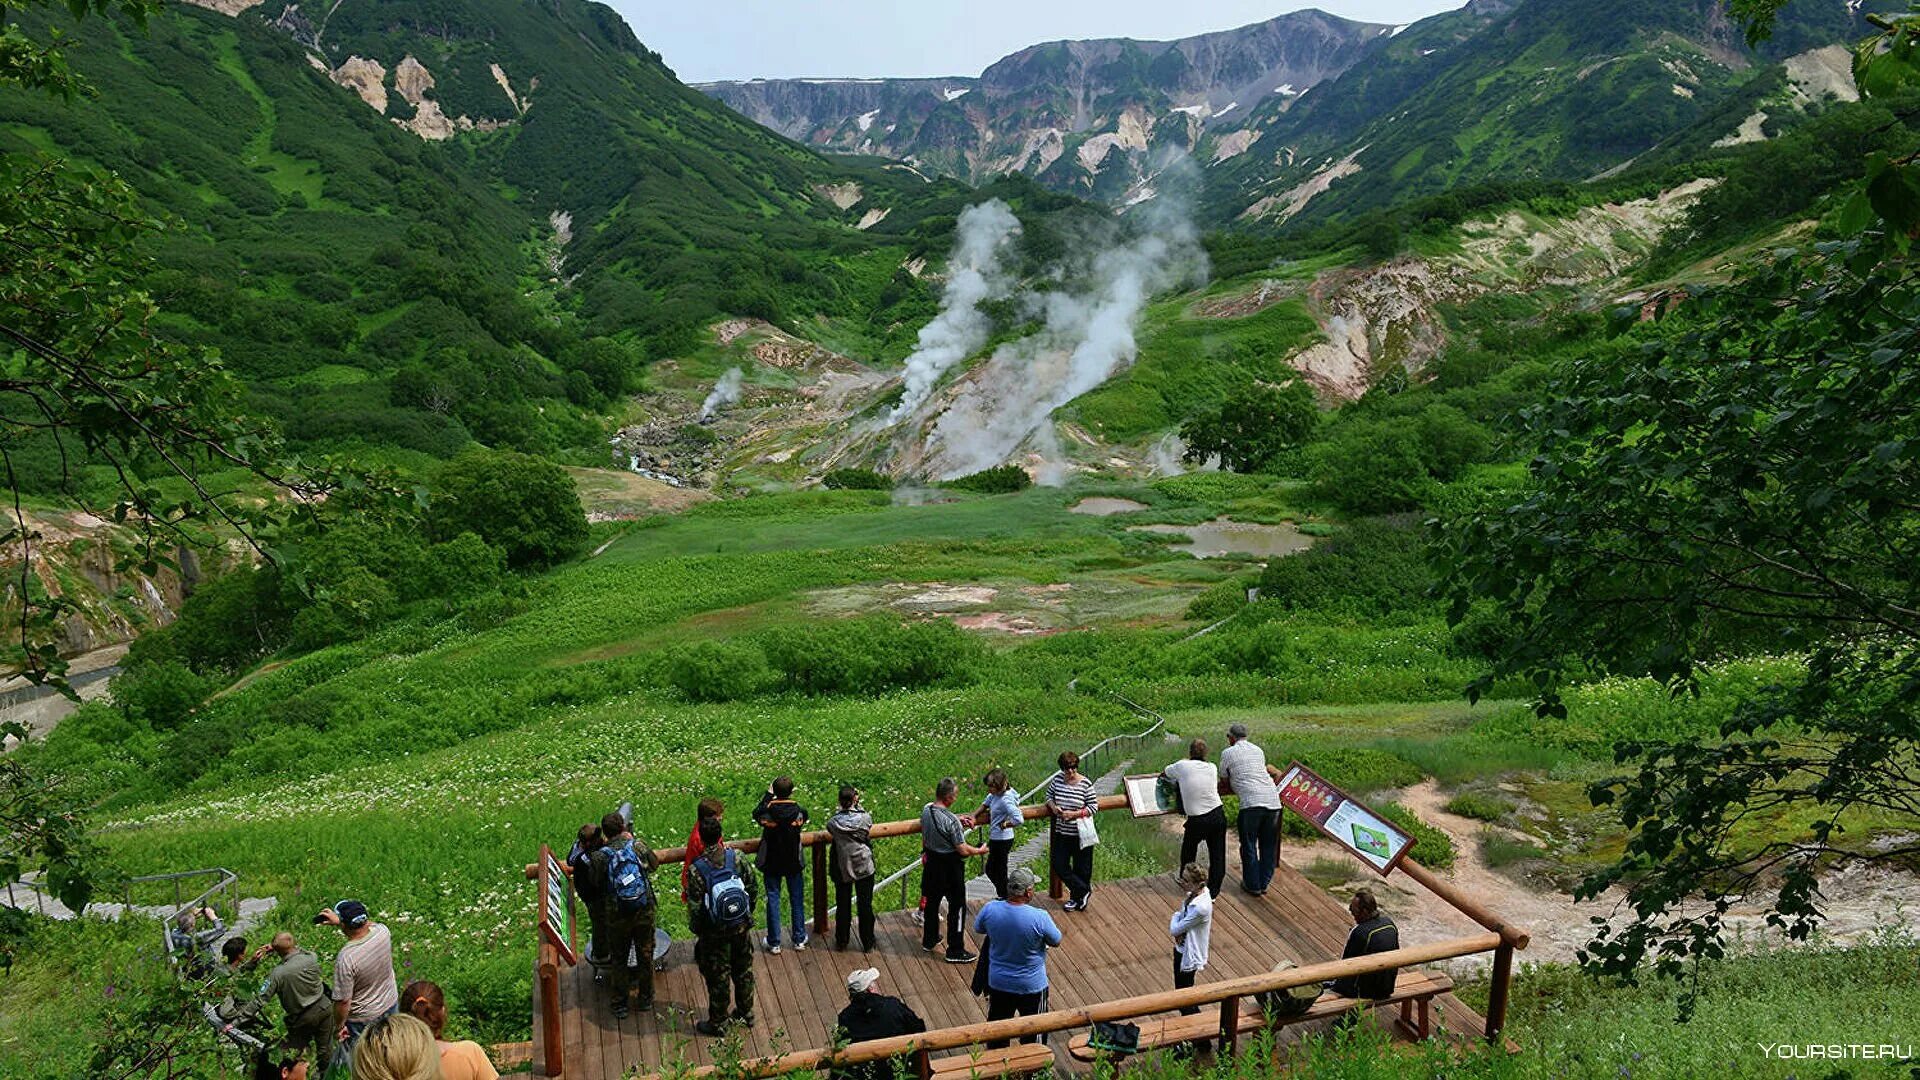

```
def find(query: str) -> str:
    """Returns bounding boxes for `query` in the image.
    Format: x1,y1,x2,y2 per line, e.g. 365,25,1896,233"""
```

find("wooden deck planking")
547,862,1494,1078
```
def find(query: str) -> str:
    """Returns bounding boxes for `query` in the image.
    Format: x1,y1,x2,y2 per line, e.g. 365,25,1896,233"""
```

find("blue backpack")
606,841,654,913
695,849,751,930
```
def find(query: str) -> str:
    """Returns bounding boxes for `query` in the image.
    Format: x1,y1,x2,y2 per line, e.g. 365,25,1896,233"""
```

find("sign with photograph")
537,844,578,965
1123,773,1182,817
1276,761,1415,875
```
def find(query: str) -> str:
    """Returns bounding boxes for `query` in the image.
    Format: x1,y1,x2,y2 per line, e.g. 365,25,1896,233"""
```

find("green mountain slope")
0,0,1083,484
1202,0,1869,225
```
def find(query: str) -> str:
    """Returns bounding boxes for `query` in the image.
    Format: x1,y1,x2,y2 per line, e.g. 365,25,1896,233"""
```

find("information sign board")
1276,761,1415,875
537,844,578,965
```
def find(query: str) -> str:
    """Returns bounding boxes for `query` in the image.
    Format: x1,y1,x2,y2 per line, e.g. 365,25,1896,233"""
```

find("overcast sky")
613,1,1466,84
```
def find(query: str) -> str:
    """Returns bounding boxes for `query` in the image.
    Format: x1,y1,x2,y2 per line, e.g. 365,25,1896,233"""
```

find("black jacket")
834,992,927,1080
1337,914,1400,999
753,793,810,877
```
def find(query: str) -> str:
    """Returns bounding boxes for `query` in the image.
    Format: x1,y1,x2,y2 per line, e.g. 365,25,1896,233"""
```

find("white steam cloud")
700,367,744,419
882,199,1021,425
924,198,1205,479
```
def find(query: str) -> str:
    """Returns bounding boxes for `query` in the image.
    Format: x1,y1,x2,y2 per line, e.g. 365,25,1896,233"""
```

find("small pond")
1129,518,1313,559
1069,497,1149,516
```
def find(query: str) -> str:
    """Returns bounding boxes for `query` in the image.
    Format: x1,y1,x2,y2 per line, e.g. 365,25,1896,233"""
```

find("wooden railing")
648,932,1510,1080
535,784,1531,1078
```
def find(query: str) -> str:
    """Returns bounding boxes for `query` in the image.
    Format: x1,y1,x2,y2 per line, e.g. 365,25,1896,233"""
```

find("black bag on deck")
1089,1020,1141,1055
971,936,991,997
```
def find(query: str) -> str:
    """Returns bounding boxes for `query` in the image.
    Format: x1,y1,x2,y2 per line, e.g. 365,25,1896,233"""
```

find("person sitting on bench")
1325,889,1399,999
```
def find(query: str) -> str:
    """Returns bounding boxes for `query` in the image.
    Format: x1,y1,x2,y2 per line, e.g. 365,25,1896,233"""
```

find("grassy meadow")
5,482,1906,1076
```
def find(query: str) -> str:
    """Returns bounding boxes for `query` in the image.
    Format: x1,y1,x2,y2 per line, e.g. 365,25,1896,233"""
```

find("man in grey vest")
1219,723,1284,895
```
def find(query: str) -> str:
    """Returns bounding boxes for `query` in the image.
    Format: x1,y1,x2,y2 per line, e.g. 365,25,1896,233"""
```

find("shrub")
942,464,1031,494
431,448,589,569
1377,802,1456,871
1185,579,1252,622
1179,379,1320,473
664,640,770,702
1305,421,1432,514
108,661,210,730
1257,519,1435,618
761,616,983,696
1443,791,1514,822
823,468,893,491
1479,829,1544,869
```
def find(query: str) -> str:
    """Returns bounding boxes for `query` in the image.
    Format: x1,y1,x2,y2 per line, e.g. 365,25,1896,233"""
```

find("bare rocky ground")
1269,779,1920,975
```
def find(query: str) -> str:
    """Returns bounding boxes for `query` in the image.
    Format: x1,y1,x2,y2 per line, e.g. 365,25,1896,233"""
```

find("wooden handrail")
1398,859,1531,950
639,932,1505,1080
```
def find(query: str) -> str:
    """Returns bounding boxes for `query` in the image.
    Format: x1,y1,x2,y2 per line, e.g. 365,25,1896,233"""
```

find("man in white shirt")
1218,723,1284,896
1161,739,1227,899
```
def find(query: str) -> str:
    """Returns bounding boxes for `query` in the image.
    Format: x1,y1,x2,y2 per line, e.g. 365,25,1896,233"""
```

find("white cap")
846,968,880,993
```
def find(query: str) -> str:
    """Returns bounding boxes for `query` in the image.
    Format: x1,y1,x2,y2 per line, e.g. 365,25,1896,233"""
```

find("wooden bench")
925,1043,1057,1079
1067,970,1455,1062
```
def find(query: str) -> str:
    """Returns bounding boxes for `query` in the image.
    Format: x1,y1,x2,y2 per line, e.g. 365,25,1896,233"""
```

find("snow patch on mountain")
945,87,971,101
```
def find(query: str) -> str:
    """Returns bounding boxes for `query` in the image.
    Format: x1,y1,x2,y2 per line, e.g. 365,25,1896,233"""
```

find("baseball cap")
1009,867,1038,894
316,899,370,928
846,968,880,993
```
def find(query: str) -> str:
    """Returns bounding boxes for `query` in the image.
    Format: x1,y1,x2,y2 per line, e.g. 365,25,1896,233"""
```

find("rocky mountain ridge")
699,8,1391,203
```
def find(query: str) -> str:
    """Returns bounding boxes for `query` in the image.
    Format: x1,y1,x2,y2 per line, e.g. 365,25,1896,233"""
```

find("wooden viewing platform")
537,860,1499,1078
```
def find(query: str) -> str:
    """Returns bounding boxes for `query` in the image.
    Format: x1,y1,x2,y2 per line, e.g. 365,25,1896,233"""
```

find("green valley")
3,0,1918,1077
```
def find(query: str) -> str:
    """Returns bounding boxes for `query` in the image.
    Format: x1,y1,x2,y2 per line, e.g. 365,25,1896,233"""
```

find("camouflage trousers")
694,930,754,1025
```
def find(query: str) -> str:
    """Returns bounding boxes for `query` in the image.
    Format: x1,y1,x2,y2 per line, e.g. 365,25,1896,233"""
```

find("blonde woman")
401,981,499,1080
349,1013,443,1080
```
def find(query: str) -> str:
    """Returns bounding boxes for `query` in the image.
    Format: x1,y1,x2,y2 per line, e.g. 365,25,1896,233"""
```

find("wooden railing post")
812,840,829,936
1219,994,1239,1056
538,946,563,1077
1485,942,1513,1044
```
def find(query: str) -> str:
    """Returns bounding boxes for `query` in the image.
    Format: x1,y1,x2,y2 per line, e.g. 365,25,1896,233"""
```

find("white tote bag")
1076,814,1100,849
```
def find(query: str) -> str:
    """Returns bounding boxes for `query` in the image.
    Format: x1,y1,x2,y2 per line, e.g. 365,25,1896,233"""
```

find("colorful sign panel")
538,844,578,965
1276,761,1415,876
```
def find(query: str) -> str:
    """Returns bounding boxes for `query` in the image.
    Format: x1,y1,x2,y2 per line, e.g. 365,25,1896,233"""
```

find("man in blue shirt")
972,867,1063,1047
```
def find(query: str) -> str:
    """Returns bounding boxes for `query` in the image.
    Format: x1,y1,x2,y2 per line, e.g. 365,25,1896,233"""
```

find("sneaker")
612,1002,629,1020
636,997,654,1011
922,941,939,953
733,1011,755,1026
1061,899,1082,912
766,940,782,955
945,949,978,964
793,938,809,952
695,1020,726,1038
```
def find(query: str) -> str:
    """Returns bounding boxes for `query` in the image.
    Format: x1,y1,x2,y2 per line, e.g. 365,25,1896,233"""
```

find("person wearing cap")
318,899,398,1051
1219,722,1284,895
832,967,926,1080
972,867,1061,1048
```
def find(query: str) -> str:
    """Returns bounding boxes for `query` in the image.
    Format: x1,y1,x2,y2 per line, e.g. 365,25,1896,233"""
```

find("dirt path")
1275,779,1920,974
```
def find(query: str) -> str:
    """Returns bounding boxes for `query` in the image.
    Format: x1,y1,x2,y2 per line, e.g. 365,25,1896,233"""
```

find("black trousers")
920,852,967,952
1048,832,1094,903
986,838,1014,899
835,874,876,950
985,988,1046,1048
1174,955,1200,1015
1181,807,1228,899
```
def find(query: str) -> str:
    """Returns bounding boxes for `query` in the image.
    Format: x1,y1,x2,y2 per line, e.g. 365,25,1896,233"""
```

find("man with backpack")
590,810,659,1020
687,816,758,1037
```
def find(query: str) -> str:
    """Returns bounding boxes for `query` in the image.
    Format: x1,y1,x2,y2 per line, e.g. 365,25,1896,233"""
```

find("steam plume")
925,195,1205,479
882,199,1021,425
700,367,744,419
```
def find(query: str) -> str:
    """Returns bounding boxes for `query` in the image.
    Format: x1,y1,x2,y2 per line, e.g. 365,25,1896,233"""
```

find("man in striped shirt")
1044,751,1099,911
